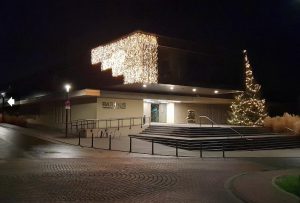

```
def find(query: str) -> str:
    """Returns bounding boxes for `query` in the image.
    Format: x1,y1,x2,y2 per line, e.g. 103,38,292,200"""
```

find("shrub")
294,121,300,135
263,113,300,135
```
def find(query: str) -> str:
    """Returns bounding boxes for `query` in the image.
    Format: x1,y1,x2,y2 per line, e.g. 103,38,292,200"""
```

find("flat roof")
104,83,241,97
14,87,234,106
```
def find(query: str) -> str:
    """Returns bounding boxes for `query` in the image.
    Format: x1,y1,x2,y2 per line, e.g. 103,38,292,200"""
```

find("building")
6,31,243,129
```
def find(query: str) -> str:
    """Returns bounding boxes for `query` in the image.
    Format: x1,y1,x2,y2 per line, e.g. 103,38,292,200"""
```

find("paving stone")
0,158,264,202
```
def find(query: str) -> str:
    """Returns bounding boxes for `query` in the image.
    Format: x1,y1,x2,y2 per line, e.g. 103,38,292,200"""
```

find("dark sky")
0,0,299,103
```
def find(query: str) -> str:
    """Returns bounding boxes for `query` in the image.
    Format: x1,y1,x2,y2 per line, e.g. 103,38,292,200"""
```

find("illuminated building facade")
10,31,244,130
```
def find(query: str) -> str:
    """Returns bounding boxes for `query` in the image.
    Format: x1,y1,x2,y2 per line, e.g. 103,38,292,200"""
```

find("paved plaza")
0,123,299,202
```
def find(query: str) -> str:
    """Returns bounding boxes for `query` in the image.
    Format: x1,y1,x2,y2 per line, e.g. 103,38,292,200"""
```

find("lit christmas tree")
228,50,268,126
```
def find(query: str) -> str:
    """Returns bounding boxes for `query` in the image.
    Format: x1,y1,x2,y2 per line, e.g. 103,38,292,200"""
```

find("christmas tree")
228,50,268,126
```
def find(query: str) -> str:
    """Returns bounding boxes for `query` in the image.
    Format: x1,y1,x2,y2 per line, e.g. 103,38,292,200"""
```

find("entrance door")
151,103,159,122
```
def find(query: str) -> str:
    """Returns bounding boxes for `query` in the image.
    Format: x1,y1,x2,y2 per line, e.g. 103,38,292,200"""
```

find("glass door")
151,103,159,122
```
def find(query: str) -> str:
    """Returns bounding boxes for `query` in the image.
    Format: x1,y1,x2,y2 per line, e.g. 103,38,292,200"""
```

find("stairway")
132,125,300,151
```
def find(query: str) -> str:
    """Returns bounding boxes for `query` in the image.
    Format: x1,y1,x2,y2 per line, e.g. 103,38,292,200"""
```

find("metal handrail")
68,116,150,131
199,115,244,138
199,116,217,127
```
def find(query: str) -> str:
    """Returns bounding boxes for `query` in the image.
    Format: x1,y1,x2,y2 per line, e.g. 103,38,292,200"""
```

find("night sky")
0,1,299,105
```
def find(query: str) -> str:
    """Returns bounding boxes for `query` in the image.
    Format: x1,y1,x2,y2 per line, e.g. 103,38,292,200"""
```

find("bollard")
151,139,154,155
78,130,81,146
200,143,203,158
129,137,132,152
109,133,112,150
222,142,225,158
91,130,94,148
176,142,178,157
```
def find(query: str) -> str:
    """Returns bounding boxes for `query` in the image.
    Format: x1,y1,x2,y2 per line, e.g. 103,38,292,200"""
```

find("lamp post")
1,92,5,121
64,84,71,137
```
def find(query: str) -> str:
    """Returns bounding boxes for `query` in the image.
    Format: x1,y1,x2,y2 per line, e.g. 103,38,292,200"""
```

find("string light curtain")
91,31,158,84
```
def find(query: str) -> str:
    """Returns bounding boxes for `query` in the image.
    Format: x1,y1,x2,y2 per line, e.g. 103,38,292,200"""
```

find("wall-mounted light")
170,86,174,90
192,88,197,92
142,84,147,88
214,90,219,94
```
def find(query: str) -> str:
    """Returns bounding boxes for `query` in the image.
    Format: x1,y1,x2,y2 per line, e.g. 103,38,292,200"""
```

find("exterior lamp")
192,88,197,92
1,92,5,116
214,90,219,94
65,84,71,93
64,84,71,137
142,84,147,88
170,86,174,90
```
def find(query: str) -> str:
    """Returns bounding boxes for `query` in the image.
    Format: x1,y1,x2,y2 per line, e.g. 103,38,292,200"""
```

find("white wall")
174,103,229,124
167,103,175,123
159,103,167,123
71,102,97,120
143,102,151,118
23,98,98,129
97,98,143,120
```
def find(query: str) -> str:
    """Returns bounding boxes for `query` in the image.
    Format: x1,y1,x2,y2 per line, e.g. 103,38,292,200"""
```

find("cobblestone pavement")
0,157,265,202
1,124,300,202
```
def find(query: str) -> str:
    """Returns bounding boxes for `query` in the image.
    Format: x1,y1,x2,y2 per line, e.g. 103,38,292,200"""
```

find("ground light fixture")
214,90,219,94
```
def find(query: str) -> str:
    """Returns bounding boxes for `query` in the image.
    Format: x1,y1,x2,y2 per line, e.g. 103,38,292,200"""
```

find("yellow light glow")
228,49,267,126
91,31,158,84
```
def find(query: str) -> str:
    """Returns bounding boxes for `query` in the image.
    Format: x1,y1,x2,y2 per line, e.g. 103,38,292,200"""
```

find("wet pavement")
0,125,89,159
0,124,299,202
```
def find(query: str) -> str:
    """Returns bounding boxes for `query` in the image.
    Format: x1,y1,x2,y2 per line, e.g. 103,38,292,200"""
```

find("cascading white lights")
91,31,158,84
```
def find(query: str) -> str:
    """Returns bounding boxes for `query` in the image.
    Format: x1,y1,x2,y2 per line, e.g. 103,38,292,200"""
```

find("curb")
224,172,247,203
272,175,300,201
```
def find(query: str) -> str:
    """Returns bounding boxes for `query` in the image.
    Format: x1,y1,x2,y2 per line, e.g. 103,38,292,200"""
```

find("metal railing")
68,116,151,134
199,116,216,127
128,134,227,158
199,115,244,138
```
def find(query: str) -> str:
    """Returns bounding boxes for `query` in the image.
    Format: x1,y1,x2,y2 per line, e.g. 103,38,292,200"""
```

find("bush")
263,113,300,135
294,121,300,135
1,114,27,127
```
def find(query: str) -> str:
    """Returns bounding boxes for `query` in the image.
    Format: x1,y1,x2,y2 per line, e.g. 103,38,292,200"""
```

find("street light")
64,84,71,137
65,84,71,93
1,92,5,120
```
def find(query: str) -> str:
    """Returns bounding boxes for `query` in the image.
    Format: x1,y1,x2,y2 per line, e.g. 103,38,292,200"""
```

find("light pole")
1,92,5,121
64,84,71,137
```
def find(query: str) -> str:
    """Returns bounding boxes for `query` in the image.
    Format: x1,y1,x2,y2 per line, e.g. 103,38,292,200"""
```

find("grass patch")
275,175,300,198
